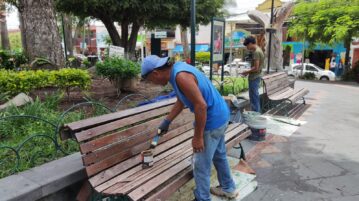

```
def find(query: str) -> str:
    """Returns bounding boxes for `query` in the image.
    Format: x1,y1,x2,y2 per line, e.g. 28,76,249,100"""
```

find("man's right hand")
158,119,171,135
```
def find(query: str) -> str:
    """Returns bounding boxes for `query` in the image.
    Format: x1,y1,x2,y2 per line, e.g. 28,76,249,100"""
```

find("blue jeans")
249,77,261,113
193,122,236,201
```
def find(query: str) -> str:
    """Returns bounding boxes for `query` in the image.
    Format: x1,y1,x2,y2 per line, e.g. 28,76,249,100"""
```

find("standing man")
142,55,238,201
241,36,264,113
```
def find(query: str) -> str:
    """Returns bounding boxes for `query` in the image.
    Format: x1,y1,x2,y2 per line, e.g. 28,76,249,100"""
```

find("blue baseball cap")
141,55,169,78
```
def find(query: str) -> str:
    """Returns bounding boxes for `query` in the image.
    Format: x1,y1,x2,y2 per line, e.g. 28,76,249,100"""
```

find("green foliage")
195,52,210,64
288,0,359,46
0,50,28,70
0,68,91,95
96,57,140,80
213,76,249,96
8,32,22,50
52,68,92,96
56,0,226,53
300,72,316,80
0,92,110,179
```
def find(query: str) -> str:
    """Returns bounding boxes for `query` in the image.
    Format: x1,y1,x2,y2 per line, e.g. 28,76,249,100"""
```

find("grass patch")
213,76,249,96
0,93,110,178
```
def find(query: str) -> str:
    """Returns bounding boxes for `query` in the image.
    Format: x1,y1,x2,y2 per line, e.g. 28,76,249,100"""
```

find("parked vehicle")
288,63,336,81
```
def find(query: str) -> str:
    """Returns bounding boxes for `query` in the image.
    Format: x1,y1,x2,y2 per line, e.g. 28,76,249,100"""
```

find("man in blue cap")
142,55,238,201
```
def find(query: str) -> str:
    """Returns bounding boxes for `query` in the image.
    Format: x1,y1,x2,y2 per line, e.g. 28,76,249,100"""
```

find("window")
306,65,318,72
293,65,303,71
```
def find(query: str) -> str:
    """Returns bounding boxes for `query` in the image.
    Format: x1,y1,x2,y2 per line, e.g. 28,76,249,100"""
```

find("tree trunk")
100,16,121,46
18,0,64,67
63,14,73,56
121,21,129,53
18,12,26,50
180,26,189,60
127,22,140,59
344,36,351,69
0,1,10,50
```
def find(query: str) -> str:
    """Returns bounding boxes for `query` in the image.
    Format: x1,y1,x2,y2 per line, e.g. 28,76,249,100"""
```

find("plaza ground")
241,81,359,201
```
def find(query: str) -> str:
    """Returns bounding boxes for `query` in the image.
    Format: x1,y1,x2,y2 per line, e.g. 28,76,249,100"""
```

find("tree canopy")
288,0,359,64
55,0,227,56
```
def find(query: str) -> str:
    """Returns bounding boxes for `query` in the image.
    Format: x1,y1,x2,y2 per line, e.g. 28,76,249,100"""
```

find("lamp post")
191,0,196,66
61,14,68,61
266,0,275,74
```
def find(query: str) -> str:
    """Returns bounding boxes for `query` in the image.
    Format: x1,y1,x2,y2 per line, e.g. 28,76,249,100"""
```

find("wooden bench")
262,72,309,115
61,98,251,201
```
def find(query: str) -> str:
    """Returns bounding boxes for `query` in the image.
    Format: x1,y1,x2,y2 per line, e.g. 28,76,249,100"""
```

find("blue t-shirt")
169,62,229,130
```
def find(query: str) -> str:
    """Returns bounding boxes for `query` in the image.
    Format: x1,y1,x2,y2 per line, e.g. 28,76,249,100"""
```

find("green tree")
55,0,228,58
288,0,359,67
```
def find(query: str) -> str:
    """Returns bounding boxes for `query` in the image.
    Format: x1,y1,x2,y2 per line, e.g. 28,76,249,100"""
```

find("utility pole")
191,0,196,66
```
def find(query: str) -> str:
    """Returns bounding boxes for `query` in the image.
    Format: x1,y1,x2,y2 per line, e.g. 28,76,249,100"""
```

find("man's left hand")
192,136,204,153
241,71,249,76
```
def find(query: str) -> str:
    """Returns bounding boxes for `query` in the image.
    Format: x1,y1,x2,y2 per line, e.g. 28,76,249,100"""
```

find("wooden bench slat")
104,147,193,195
126,125,249,201
91,123,241,189
79,110,192,154
82,118,194,166
64,98,177,133
94,137,193,191
105,124,247,195
262,72,285,80
84,121,195,176
269,88,294,101
128,155,192,201
145,167,193,201
75,105,175,142
289,89,309,103
145,128,250,201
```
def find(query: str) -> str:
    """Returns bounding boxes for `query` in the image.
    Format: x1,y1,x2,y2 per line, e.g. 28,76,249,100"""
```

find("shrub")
196,52,210,63
52,68,92,97
96,57,140,80
0,50,28,70
0,68,91,95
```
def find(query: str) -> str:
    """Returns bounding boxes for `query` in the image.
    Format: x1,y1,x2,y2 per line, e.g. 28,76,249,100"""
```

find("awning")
173,44,210,53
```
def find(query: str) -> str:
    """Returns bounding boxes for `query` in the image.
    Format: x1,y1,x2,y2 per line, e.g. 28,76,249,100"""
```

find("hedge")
0,68,91,95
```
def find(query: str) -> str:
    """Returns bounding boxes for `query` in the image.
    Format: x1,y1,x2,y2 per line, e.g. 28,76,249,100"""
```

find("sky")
5,0,293,29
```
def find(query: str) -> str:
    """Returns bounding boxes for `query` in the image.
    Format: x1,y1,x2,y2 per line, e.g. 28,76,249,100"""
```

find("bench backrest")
61,98,194,177
262,72,290,96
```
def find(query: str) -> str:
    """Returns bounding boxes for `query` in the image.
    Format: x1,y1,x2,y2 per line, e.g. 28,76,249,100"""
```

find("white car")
288,63,336,81
221,62,251,76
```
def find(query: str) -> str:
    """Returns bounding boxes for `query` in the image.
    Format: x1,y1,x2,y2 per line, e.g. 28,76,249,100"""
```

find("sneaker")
210,186,239,199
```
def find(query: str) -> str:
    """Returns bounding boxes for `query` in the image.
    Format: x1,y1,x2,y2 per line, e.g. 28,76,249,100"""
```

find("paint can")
248,128,266,141
141,150,154,169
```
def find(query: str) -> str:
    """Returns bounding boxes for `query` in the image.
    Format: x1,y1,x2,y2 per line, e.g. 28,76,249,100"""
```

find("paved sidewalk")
241,81,359,201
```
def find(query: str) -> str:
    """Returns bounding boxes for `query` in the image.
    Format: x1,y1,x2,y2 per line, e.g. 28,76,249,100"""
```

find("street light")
191,0,196,66
266,0,275,74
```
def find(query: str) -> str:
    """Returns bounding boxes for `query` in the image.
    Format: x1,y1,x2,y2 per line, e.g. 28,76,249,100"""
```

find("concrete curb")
0,153,85,201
